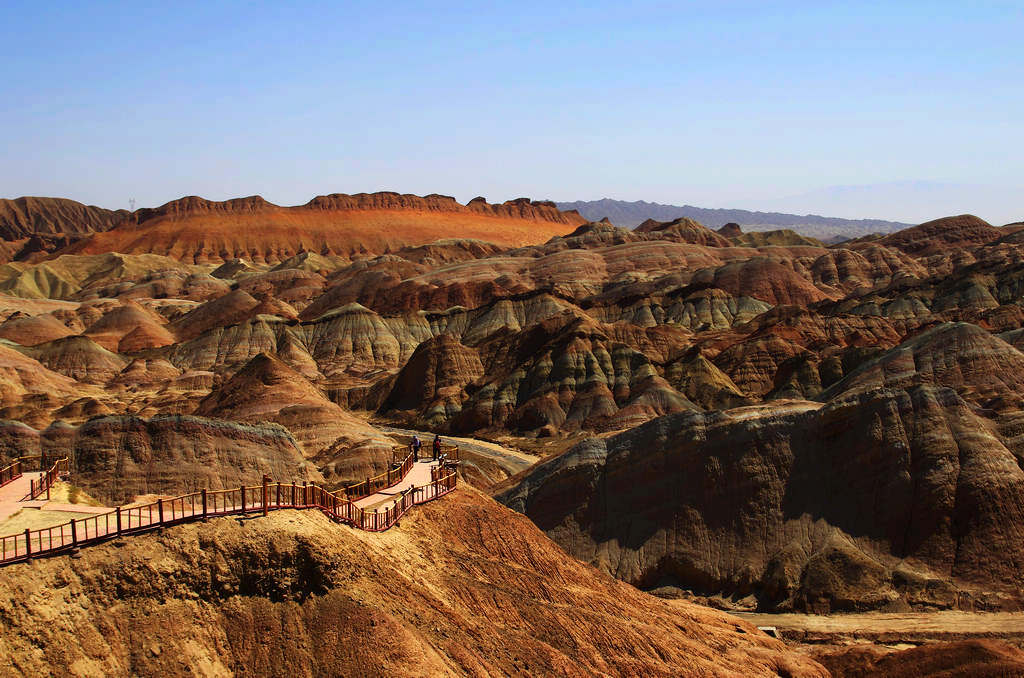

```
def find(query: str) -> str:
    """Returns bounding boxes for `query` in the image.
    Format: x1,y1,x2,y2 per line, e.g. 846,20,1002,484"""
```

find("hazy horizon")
2,2,1020,224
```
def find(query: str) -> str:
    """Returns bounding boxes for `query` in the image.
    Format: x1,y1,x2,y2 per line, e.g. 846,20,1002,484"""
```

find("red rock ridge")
876,214,1003,255
131,192,583,226
61,193,588,264
0,197,129,240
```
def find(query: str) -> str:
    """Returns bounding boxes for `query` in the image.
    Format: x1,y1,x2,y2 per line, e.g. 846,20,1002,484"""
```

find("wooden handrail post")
30,478,34,498
116,507,122,536
201,489,208,520
71,519,78,547
291,482,296,506
262,475,270,516
157,499,164,526
240,485,246,512
276,482,281,507
24,529,31,559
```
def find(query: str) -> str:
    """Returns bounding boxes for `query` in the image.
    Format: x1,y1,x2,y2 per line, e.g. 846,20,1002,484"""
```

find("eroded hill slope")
0,487,826,677
499,384,1024,613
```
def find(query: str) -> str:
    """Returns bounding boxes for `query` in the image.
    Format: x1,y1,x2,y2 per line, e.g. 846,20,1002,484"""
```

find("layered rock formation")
63,193,587,264
0,414,321,505
3,193,1024,623
876,214,1004,255
0,197,128,240
815,640,1024,677
0,197,130,262
195,353,393,483
500,384,1024,612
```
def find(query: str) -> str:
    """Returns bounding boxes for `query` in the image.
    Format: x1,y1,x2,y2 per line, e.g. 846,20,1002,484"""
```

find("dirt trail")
732,610,1024,644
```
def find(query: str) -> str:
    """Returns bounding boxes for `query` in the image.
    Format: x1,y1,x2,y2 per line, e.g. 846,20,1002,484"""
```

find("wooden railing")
0,460,22,489
0,454,459,565
439,442,459,463
29,457,69,500
343,449,417,501
341,441,457,500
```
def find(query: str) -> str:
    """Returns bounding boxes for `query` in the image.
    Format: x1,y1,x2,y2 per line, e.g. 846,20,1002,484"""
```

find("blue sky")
1,1,1021,223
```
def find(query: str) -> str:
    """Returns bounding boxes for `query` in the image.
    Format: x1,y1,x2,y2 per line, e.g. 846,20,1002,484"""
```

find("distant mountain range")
556,198,911,241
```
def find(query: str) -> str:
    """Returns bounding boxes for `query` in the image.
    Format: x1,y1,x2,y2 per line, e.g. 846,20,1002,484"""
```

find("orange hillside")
62,193,587,264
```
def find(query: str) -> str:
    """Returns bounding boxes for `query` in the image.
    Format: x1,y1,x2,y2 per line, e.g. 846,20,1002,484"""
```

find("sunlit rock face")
500,384,1024,612
4,414,321,505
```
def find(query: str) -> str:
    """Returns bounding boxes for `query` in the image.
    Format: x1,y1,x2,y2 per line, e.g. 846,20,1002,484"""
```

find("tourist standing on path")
432,435,442,461
411,435,422,461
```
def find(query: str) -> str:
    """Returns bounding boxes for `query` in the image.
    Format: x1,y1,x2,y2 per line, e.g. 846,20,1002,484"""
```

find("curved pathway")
0,455,458,565
378,426,537,477
354,460,439,510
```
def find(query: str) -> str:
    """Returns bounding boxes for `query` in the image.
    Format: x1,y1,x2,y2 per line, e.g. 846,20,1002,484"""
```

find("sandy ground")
45,481,105,506
735,611,1024,635
0,508,97,534
729,610,1024,652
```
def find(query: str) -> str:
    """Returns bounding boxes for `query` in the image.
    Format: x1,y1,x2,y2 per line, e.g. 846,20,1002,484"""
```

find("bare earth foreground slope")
0,487,826,678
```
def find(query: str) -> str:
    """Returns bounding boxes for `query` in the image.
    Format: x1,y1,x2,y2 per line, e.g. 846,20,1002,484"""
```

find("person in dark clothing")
411,435,422,461
432,435,442,461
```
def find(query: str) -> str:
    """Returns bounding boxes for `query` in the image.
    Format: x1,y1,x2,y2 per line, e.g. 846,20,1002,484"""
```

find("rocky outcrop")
665,350,751,410
876,215,1003,256
717,222,743,238
816,640,1024,678
0,197,128,240
381,333,484,428
82,301,176,352
19,335,127,384
450,314,698,434
0,343,95,426
821,322,1024,408
170,289,263,341
635,217,734,247
728,229,824,248
500,385,1024,612
689,258,835,307
0,311,76,346
195,353,392,483
58,414,322,504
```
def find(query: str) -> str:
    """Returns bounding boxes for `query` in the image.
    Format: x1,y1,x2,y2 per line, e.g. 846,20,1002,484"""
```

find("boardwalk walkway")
0,451,459,566
0,473,46,522
355,459,437,510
